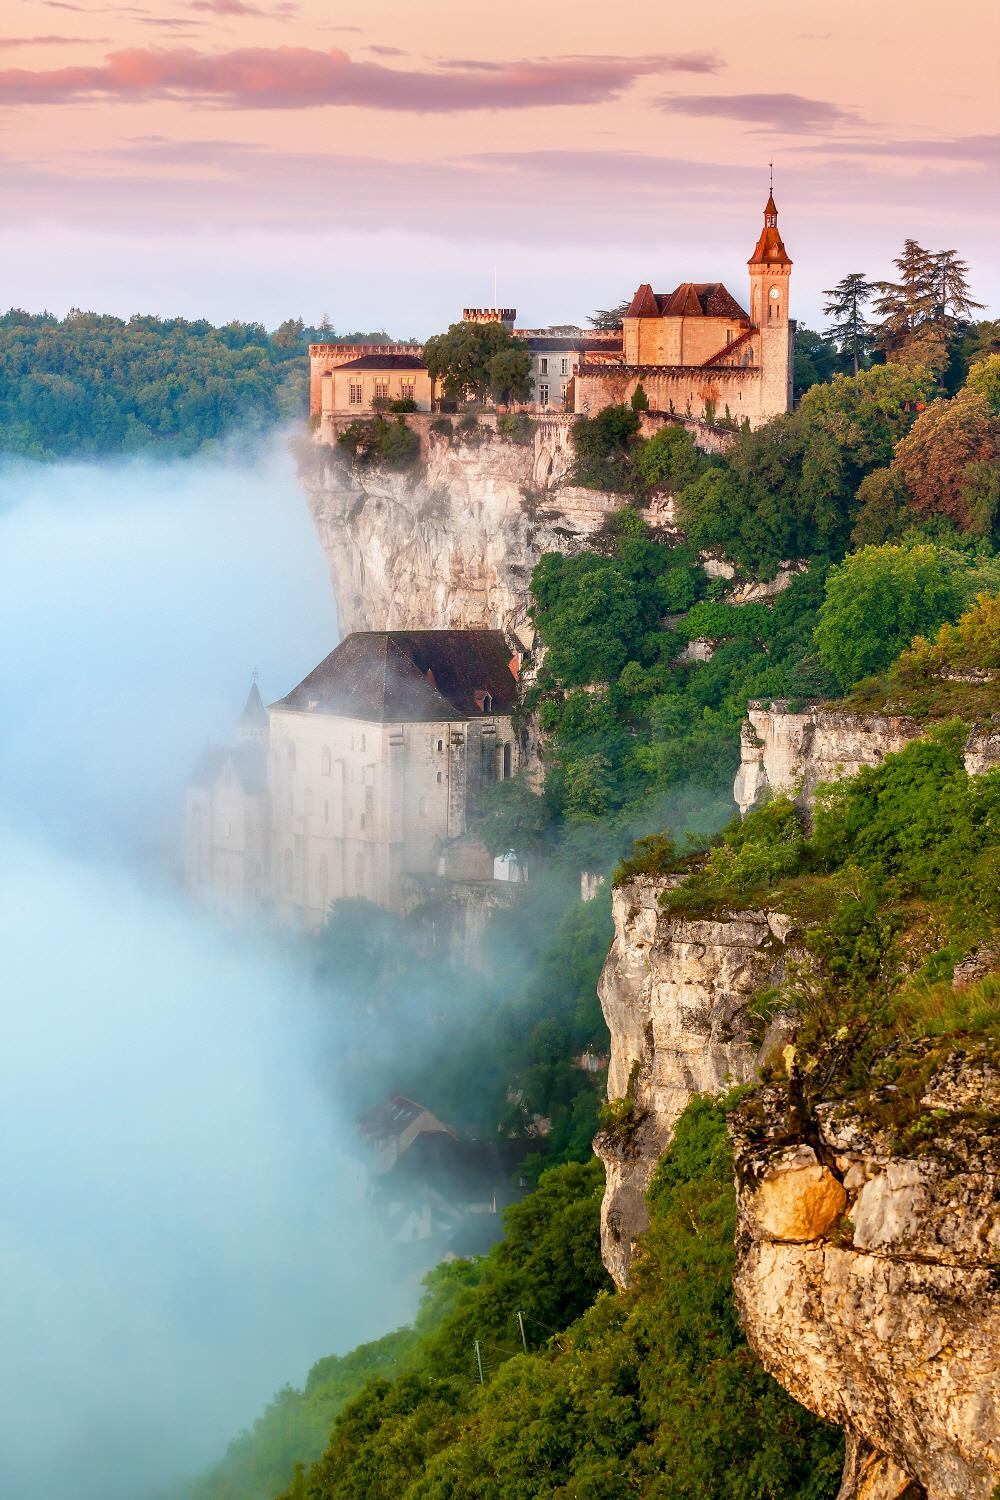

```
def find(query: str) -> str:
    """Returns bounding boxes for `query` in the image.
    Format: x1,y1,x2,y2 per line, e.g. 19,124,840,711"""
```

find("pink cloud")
0,44,720,110
0,35,110,48
658,91,859,133
188,0,297,16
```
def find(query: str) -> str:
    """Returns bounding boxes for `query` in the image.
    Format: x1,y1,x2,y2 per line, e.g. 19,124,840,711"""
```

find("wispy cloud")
0,44,721,110
188,0,297,16
658,90,859,133
794,132,1000,162
0,34,109,48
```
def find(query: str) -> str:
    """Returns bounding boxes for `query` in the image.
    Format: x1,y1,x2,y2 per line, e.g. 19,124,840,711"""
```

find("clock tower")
748,190,793,420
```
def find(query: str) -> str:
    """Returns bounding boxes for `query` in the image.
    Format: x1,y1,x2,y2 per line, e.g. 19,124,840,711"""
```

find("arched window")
321,746,331,776
503,743,512,779
436,771,443,784
360,733,366,752
436,738,444,752
318,855,329,909
283,848,293,893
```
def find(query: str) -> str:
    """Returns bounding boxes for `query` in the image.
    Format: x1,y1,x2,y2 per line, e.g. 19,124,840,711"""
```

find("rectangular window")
373,379,390,402
561,358,569,375
399,378,415,400
349,382,362,405
538,383,549,406
539,357,548,374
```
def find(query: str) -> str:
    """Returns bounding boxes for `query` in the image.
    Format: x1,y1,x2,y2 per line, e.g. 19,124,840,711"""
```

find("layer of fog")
0,440,414,1500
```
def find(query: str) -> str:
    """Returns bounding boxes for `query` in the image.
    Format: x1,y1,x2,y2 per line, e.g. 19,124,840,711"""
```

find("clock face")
769,287,781,301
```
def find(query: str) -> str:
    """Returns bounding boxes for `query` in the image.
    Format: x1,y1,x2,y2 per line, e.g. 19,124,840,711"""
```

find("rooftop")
626,281,750,322
274,629,520,723
334,353,428,372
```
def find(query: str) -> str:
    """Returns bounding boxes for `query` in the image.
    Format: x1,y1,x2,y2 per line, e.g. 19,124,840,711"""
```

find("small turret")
748,193,792,269
236,678,268,746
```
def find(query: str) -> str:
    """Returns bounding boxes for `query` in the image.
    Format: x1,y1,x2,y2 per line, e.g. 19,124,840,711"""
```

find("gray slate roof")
274,630,518,723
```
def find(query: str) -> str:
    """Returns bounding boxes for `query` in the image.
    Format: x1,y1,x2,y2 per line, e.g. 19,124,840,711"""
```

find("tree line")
0,310,390,458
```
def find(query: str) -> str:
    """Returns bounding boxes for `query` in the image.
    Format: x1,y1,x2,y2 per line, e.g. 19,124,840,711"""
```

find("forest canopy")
0,310,389,458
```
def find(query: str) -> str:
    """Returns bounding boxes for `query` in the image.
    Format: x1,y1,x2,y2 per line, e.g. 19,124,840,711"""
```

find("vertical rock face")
594,876,793,1287
734,702,922,817
731,1054,1000,1500
295,431,674,640
735,701,1000,817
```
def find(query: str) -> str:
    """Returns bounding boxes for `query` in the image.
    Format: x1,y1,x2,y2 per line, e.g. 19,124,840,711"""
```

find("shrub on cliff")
335,414,419,467
570,403,641,491
631,421,706,491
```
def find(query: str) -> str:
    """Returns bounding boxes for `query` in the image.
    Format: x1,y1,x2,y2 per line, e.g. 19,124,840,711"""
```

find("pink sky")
1,0,997,332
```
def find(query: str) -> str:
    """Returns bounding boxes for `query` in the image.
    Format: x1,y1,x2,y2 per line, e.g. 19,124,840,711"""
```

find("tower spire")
749,185,790,266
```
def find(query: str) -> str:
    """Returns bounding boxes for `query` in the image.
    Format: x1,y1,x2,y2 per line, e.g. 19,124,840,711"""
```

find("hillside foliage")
0,310,387,457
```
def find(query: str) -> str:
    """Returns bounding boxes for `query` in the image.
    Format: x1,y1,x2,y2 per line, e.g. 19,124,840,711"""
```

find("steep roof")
748,194,792,267
626,281,749,322
334,353,428,371
237,680,267,731
274,630,519,723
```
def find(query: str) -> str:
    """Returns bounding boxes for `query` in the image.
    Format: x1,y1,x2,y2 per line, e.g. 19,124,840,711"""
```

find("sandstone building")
573,193,793,428
185,631,521,928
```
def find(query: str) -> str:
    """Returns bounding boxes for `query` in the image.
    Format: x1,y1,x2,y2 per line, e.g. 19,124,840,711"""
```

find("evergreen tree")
588,300,631,331
931,250,984,327
822,272,876,375
873,239,939,352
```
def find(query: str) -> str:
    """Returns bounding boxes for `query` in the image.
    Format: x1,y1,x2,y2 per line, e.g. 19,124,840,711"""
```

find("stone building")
574,194,794,428
269,629,520,927
322,352,432,417
184,681,270,910
308,341,424,416
186,631,521,930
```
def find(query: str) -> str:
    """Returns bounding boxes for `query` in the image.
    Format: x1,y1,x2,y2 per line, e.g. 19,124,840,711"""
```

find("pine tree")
931,250,984,328
589,300,632,331
875,240,947,372
822,272,876,375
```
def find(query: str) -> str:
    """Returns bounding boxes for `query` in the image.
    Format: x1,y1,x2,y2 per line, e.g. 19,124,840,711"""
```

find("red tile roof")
626,281,750,322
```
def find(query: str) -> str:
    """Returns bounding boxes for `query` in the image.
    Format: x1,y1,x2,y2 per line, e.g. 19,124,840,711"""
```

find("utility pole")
474,1338,485,1385
516,1310,528,1355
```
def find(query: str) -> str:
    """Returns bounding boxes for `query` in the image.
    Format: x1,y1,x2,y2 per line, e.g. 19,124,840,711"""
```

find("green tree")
813,542,991,689
822,273,876,375
422,321,530,405
873,239,939,352
794,324,839,397
588,300,631,331
632,422,704,491
570,403,641,491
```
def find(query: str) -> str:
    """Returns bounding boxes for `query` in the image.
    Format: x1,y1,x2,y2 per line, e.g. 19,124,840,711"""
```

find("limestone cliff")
735,699,1000,816
594,875,795,1288
294,425,677,640
731,1051,1000,1499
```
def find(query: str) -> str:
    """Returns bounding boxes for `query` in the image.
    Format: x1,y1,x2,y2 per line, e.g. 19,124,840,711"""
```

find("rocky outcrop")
594,876,795,1287
734,702,923,817
295,427,681,640
731,1050,1000,1499
735,700,1000,816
